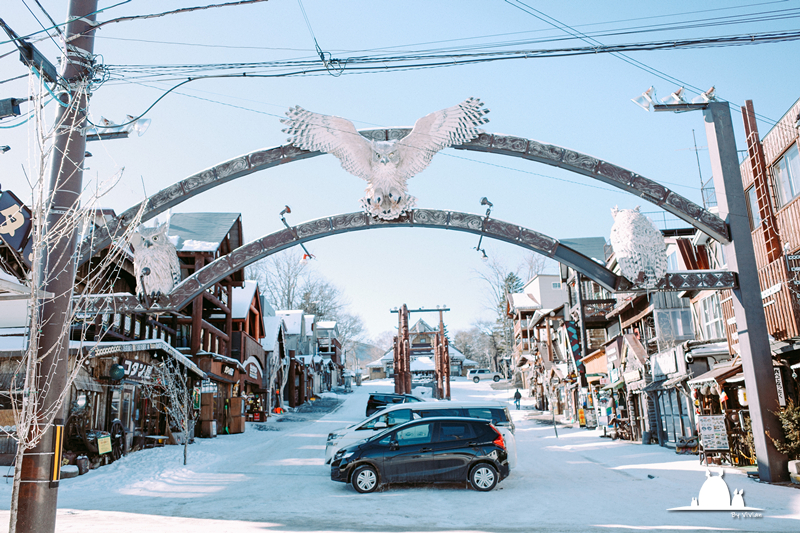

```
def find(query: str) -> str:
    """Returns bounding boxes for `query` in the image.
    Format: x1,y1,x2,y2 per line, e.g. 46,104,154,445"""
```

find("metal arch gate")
76,129,730,266
79,208,737,315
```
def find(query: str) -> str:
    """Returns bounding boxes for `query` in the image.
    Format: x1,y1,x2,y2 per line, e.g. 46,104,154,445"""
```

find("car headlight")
327,433,343,442
335,449,355,461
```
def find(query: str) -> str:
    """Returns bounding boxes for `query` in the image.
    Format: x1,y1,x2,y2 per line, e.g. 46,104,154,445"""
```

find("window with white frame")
773,143,800,207
666,250,678,271
699,293,725,340
551,282,561,290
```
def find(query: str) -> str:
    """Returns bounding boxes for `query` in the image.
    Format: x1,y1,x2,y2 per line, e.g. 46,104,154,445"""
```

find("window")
551,282,562,290
666,251,678,271
466,408,509,423
773,143,800,206
699,294,725,340
360,409,411,429
438,422,477,441
418,408,460,418
745,187,763,230
396,423,432,445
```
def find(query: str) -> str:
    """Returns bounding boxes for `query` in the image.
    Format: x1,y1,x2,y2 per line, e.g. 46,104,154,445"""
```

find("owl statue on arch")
281,97,490,220
609,206,667,288
131,221,181,306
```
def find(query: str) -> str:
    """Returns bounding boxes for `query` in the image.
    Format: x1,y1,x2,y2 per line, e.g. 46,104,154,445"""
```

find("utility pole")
702,101,788,482
17,2,98,532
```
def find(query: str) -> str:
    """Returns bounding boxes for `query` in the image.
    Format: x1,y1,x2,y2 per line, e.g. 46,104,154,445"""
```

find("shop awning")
601,380,625,391
662,374,690,389
585,372,607,384
687,359,742,387
642,380,665,393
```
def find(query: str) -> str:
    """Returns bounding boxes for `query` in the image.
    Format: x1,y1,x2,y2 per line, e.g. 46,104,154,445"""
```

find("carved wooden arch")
76,129,729,266
167,209,629,313
80,208,737,315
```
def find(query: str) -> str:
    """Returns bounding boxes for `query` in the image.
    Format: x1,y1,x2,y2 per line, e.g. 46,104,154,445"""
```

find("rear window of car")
465,408,509,424
405,396,422,403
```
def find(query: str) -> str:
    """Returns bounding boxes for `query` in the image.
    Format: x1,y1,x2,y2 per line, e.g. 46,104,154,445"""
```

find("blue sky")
2,0,799,340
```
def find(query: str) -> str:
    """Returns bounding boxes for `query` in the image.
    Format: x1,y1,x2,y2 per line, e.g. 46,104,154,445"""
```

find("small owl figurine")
610,206,667,288
132,222,181,305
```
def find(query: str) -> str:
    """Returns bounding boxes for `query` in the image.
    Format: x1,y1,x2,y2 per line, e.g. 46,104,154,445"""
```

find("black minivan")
365,393,422,416
330,417,510,493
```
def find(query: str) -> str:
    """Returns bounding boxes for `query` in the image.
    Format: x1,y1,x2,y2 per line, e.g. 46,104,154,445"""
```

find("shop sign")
193,386,201,409
0,189,33,256
653,350,677,377
760,283,781,299
97,435,112,455
578,408,586,427
122,359,154,382
774,368,786,407
221,364,236,378
697,415,729,450
249,364,258,380
201,379,217,394
623,369,640,383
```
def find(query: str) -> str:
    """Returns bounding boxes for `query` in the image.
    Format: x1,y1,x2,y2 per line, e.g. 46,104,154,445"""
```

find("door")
381,422,435,483
431,421,481,481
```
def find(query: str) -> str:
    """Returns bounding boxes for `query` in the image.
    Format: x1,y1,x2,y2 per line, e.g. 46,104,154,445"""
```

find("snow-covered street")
1,378,798,532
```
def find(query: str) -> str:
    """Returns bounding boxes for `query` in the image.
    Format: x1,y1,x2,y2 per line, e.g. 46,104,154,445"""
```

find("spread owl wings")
281,97,489,182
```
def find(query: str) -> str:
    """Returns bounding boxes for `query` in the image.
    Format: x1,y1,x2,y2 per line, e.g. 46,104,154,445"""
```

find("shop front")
195,352,246,436
242,355,267,421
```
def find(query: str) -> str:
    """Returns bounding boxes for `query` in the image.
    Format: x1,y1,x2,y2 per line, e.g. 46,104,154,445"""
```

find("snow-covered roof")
261,316,284,352
462,358,479,367
276,310,303,335
366,358,385,368
410,319,435,333
196,350,246,372
231,280,258,320
509,292,540,311
168,212,242,252
317,320,336,330
410,356,434,371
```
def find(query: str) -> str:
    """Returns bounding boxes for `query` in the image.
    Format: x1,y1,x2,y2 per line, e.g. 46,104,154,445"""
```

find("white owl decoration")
131,222,181,305
281,97,490,220
609,206,667,288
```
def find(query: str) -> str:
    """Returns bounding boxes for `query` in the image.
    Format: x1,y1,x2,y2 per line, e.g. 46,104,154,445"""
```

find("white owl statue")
281,97,489,220
132,222,181,305
609,206,667,288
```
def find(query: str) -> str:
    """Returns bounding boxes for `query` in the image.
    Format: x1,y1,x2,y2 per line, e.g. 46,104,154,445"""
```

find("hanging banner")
0,189,33,258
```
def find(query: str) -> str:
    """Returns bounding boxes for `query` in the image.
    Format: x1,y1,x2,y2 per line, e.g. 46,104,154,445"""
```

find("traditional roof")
261,316,285,352
509,292,540,311
168,212,242,253
410,319,436,333
275,310,303,335
410,356,435,371
231,280,258,320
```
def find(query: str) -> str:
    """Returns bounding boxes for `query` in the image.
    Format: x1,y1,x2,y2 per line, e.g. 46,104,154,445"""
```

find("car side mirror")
374,421,387,429
389,440,399,451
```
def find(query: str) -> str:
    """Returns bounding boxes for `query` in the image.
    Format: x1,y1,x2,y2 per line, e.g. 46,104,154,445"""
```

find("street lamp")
279,205,315,262
85,115,151,142
632,85,787,482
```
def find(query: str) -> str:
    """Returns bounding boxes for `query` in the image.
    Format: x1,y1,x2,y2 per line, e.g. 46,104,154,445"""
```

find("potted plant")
768,399,800,483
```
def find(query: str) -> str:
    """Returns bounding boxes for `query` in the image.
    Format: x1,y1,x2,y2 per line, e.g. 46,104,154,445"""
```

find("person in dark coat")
513,389,522,410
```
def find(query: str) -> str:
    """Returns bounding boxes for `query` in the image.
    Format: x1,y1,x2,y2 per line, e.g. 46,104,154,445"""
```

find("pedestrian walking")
513,389,522,410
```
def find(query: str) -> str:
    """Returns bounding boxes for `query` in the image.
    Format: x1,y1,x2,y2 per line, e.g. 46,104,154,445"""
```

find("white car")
325,401,517,468
468,369,503,383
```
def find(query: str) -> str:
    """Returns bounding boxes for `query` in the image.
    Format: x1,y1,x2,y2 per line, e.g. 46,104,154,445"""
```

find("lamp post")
635,87,788,482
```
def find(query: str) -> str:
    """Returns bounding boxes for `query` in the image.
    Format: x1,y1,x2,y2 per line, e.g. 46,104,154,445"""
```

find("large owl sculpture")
281,97,490,220
131,222,181,305
609,206,667,288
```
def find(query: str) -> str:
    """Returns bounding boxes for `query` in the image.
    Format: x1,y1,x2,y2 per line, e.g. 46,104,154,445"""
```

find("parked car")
330,416,510,493
365,392,422,416
326,400,516,467
467,369,502,383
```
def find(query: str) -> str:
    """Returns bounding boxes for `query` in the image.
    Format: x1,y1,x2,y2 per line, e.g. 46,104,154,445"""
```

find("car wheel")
493,375,500,382
473,377,480,383
352,465,379,493
469,463,498,491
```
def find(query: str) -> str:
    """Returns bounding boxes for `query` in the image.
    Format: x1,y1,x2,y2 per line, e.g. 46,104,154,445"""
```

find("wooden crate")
229,416,245,434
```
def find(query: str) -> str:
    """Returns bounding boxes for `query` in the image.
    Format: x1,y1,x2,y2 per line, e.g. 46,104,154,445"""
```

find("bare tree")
4,75,145,532
139,358,197,465
247,249,309,310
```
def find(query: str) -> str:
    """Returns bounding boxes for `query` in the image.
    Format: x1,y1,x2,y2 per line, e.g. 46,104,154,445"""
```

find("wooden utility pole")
16,2,98,532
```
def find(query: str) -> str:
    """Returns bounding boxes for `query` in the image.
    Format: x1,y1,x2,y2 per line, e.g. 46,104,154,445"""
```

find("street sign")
0,189,32,252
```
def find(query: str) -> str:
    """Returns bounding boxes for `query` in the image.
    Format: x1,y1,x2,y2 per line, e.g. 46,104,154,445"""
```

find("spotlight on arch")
631,86,658,112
